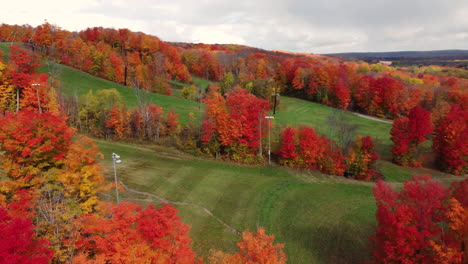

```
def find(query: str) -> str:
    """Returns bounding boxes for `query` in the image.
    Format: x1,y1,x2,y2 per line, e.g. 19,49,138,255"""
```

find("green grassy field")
274,97,393,157
95,139,463,263
96,139,377,263
40,63,201,123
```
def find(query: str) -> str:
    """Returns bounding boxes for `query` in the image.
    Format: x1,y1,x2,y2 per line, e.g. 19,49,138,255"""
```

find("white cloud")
190,26,246,44
0,0,467,53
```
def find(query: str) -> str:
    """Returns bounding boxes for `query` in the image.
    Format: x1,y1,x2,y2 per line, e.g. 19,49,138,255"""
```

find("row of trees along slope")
1,22,466,175
0,22,466,118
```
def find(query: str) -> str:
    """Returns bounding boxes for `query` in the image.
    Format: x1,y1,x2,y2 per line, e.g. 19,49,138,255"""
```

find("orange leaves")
75,202,199,264
0,110,74,186
105,106,130,139
0,60,16,113
235,228,286,264
345,136,381,181
60,136,105,213
278,125,345,176
201,86,270,161
8,45,40,75
210,228,286,264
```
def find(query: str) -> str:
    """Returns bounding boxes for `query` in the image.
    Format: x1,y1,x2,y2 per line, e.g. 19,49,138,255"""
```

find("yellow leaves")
0,61,16,112
59,136,105,213
46,87,60,114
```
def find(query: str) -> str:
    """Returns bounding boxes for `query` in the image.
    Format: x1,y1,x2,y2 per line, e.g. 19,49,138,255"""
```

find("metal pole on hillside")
259,113,262,156
265,116,274,165
32,83,42,113
112,153,122,204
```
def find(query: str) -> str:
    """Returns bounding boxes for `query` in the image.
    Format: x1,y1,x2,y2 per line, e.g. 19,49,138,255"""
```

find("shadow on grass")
292,221,373,264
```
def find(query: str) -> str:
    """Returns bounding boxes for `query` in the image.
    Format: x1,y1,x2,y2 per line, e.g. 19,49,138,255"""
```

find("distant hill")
325,50,468,67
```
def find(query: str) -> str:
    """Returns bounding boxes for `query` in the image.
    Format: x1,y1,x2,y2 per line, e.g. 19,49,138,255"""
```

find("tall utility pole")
259,113,262,156
32,83,42,113
265,116,274,165
111,153,122,204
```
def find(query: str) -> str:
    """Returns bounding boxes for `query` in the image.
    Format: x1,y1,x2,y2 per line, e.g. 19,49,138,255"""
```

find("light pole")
265,116,274,165
259,113,262,156
32,83,42,113
111,153,122,203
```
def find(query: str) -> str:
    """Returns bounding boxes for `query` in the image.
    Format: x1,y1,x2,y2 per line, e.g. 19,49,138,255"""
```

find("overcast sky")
2,0,468,53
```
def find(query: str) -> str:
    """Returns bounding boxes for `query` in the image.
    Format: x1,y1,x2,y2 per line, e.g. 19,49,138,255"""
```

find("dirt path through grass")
119,180,241,235
353,113,393,124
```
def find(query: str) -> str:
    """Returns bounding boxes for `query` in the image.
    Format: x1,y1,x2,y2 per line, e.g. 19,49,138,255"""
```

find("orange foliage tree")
209,227,286,264
74,202,201,264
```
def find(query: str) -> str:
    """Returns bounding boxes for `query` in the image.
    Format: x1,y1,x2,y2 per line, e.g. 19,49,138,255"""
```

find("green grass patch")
0,42,12,60
377,160,457,184
95,139,377,263
39,63,200,123
274,96,393,156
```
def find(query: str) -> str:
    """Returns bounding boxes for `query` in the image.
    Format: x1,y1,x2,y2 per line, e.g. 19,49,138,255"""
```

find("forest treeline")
0,22,466,176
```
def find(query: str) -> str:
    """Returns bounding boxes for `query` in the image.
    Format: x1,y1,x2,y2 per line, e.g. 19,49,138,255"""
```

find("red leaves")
8,45,40,75
75,202,199,264
278,125,345,175
105,105,130,139
0,207,53,264
433,104,468,175
332,79,351,110
408,106,433,143
345,136,381,181
372,175,465,263
391,106,432,167
0,110,74,184
202,86,270,159
278,126,298,161
225,87,270,149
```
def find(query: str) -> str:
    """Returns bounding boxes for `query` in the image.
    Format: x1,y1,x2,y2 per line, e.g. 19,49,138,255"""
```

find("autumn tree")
346,136,381,181
7,44,41,112
278,125,345,175
105,105,130,139
391,106,433,167
0,60,16,113
0,207,53,264
209,227,286,264
278,126,298,166
74,202,201,264
433,104,468,175
201,86,270,163
372,175,466,263
0,110,75,189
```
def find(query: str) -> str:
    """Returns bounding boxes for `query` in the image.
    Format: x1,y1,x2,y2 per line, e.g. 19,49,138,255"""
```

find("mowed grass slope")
40,63,201,123
274,96,393,157
96,139,376,263
1,42,200,123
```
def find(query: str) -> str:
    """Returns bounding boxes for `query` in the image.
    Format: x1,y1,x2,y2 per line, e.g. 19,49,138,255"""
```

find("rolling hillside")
1,42,463,263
